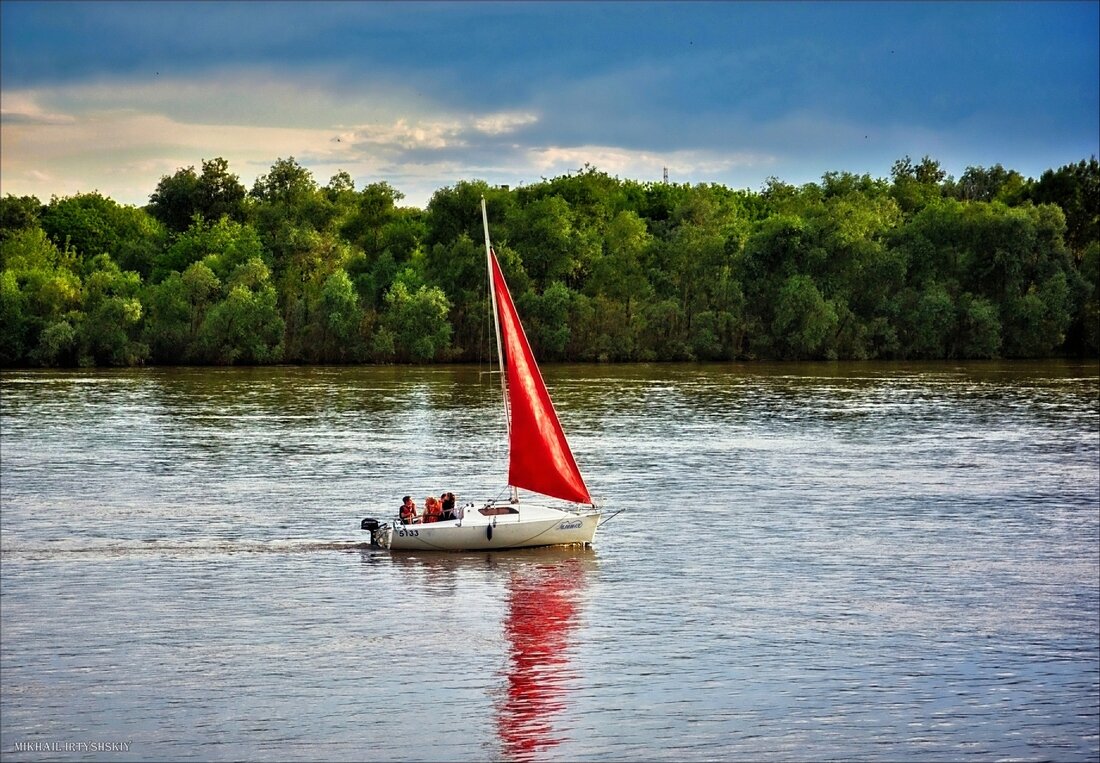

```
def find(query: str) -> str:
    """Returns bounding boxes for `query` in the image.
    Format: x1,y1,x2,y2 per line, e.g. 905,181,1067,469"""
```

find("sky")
2,1,1097,209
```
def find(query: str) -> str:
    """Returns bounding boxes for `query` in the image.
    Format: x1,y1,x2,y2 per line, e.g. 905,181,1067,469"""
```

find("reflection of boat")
361,199,603,551
378,546,595,759
381,544,598,576
498,553,591,761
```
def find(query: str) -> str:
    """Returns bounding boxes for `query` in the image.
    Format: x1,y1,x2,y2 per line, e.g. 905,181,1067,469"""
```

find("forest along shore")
1,156,1097,368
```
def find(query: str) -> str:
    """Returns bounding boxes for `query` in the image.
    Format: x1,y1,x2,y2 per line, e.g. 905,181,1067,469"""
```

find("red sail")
490,253,592,504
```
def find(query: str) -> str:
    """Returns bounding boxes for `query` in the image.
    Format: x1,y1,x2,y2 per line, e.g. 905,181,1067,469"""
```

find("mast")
482,197,519,503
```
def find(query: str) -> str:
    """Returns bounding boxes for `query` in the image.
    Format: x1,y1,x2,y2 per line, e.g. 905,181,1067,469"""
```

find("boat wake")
0,538,375,561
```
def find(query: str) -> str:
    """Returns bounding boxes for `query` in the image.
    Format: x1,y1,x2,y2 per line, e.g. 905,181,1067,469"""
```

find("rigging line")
597,509,624,528
487,484,512,505
482,197,510,437
477,241,488,380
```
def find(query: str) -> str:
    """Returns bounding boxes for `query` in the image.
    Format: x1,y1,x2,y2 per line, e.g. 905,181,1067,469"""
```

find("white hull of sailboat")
370,504,600,552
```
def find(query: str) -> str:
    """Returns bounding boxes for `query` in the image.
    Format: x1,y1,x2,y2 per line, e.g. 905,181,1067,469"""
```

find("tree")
771,274,838,359
1001,272,1074,357
0,270,27,365
423,233,487,359
194,258,284,364
326,171,355,198
809,190,904,358
901,283,956,358
1,227,83,366
148,166,200,233
78,254,147,366
0,195,44,240
142,272,191,363
181,262,221,346
250,157,334,266
739,215,812,356
339,181,405,258
3,153,1095,367
949,164,1027,204
424,180,509,252
378,278,452,362
251,156,318,205
890,155,945,215
639,298,691,360
1029,157,1099,256
29,319,78,367
41,193,165,278
957,293,1002,358
589,210,654,313
316,269,363,362
517,281,574,360
149,158,248,233
276,231,357,361
195,157,247,225
1079,242,1099,354
508,195,583,288
821,172,890,200
154,216,265,282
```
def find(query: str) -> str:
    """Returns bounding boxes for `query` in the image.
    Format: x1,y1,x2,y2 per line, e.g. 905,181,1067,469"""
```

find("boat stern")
360,517,393,549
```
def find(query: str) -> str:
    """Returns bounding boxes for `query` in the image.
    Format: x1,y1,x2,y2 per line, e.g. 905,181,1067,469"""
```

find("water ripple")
1,362,1097,761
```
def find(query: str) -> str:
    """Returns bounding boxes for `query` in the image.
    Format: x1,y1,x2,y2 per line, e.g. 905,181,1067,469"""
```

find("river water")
1,362,1097,762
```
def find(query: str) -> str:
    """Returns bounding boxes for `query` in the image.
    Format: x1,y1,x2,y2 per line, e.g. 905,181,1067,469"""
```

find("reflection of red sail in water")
498,559,586,761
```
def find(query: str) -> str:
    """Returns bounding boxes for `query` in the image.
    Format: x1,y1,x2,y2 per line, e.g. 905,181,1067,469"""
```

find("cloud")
473,112,539,136
19,68,438,130
0,74,829,208
2,2,1096,212
335,111,539,153
7,54,1088,212
527,145,775,182
0,91,76,125
0,77,543,205
338,119,466,152
1,86,338,202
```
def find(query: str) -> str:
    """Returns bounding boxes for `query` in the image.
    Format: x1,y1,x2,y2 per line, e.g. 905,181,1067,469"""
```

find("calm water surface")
1,362,1098,762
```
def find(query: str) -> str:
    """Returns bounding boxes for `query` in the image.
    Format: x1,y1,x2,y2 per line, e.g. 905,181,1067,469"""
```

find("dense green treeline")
1,155,1097,367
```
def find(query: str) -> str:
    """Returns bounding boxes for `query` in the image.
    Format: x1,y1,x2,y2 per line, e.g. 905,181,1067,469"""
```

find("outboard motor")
361,517,381,547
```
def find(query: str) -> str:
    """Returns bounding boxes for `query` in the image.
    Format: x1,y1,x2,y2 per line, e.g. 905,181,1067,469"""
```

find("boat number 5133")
397,529,420,537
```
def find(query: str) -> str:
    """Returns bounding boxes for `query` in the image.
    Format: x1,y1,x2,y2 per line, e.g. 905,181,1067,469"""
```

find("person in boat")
423,496,443,523
440,491,456,520
399,496,420,524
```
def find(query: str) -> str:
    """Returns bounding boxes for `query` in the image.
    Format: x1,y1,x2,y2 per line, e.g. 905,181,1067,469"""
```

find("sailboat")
360,198,603,551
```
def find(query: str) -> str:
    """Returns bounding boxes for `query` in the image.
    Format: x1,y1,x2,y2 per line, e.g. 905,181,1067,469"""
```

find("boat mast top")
482,197,519,503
